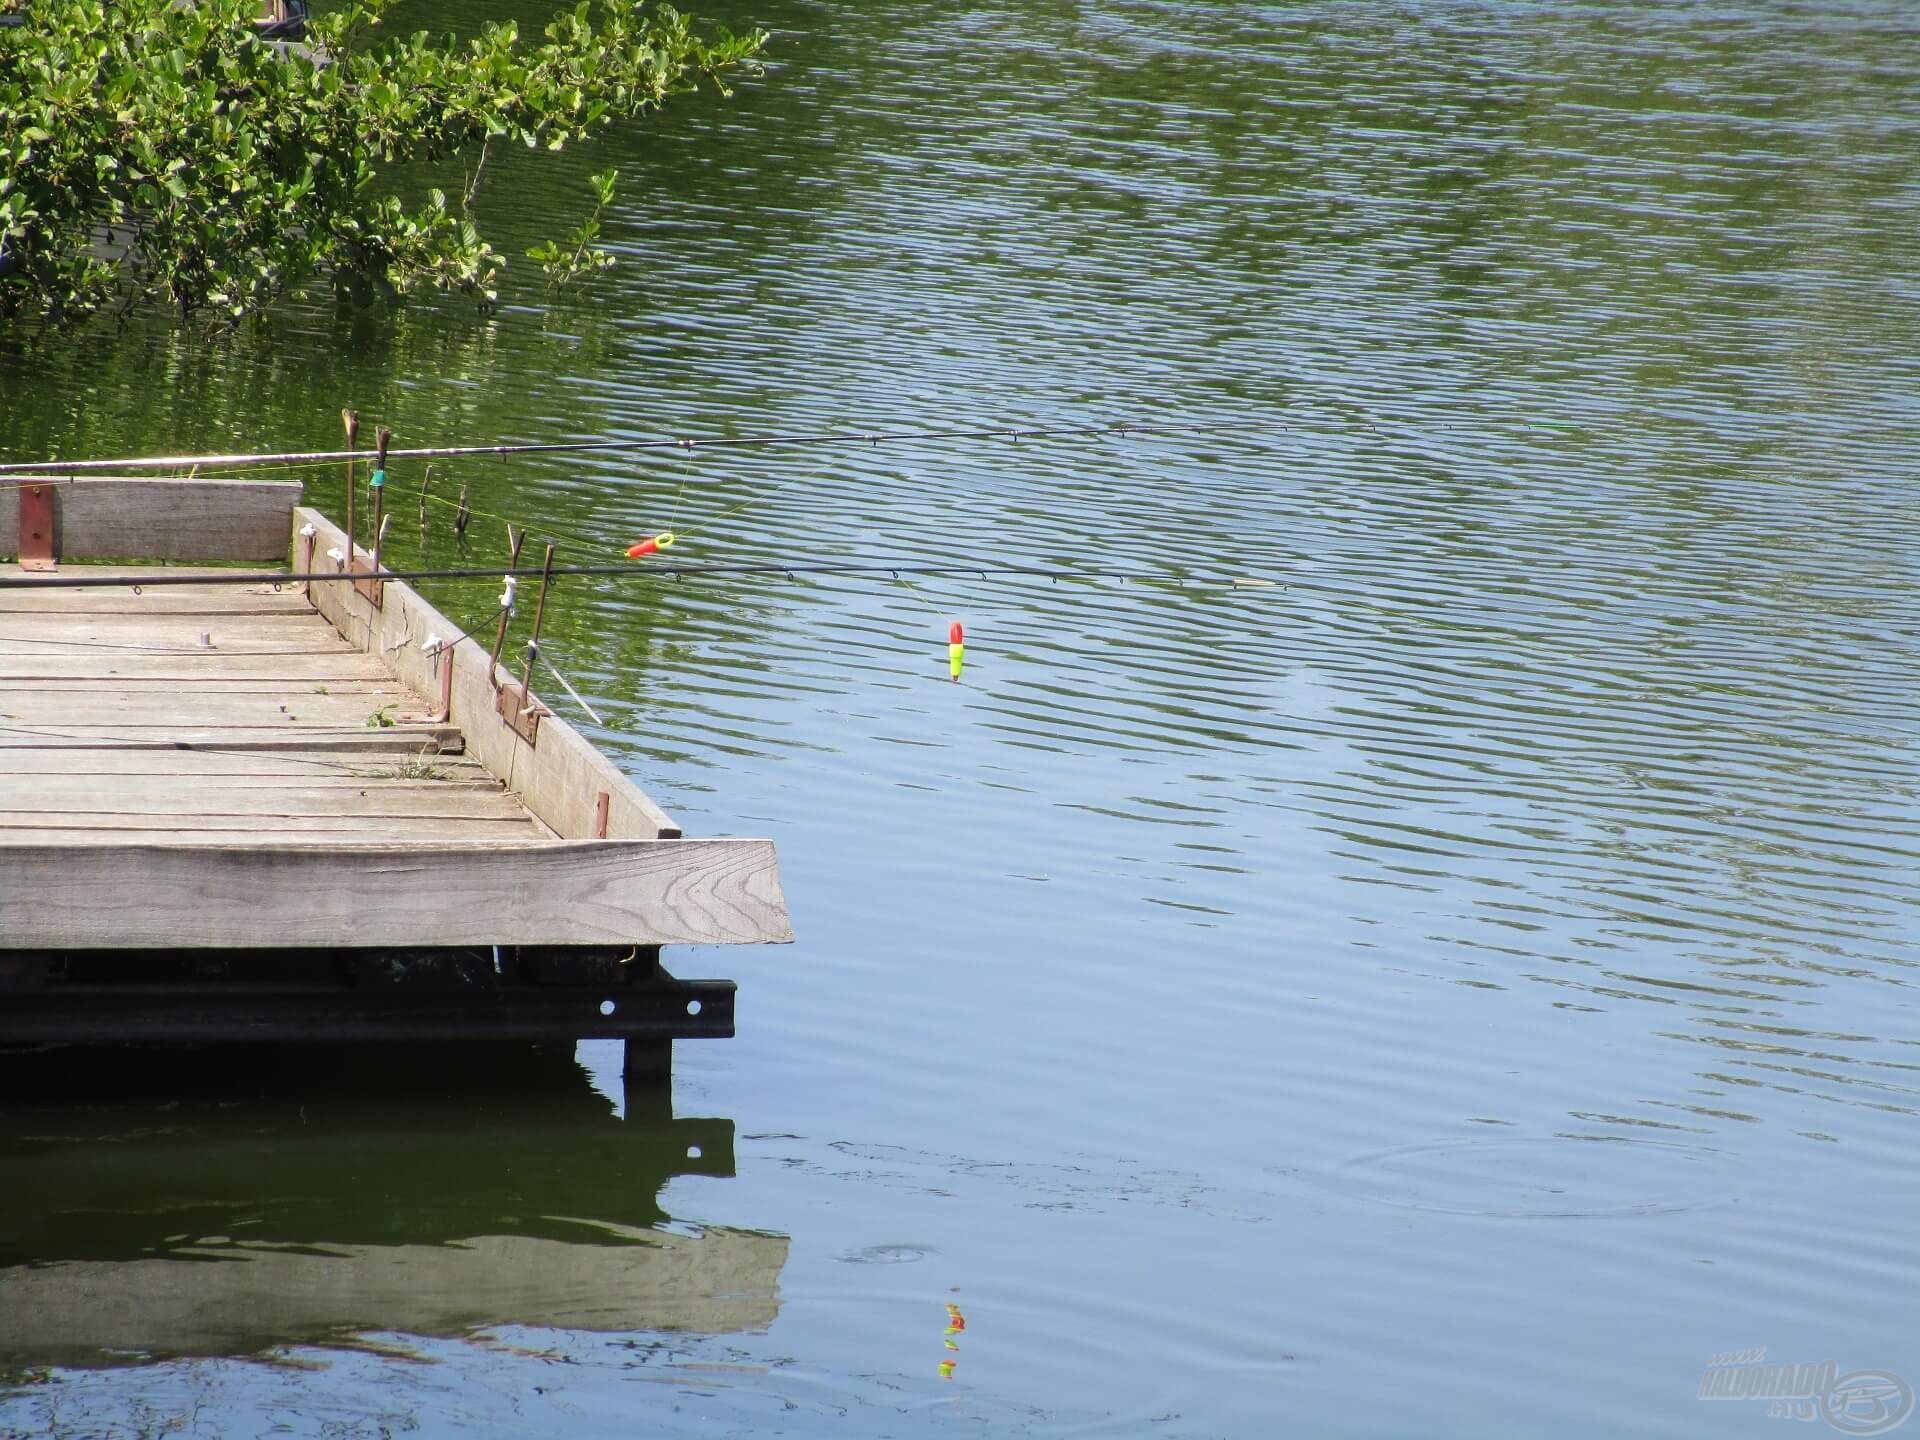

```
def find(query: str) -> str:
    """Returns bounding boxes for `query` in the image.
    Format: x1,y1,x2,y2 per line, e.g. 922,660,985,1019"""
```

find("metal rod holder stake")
499,541,556,745
370,427,390,574
341,409,358,557
487,527,528,687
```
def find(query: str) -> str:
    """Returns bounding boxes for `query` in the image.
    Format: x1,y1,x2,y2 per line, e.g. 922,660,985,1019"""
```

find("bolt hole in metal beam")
686,1000,702,1016
598,999,616,1016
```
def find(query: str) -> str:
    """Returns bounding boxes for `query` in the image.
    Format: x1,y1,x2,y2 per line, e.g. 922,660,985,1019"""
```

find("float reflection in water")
0,1045,788,1370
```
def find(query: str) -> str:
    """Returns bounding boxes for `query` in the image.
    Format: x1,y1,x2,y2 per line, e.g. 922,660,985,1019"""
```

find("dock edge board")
1,477,303,564
294,505,687,843
0,838,794,949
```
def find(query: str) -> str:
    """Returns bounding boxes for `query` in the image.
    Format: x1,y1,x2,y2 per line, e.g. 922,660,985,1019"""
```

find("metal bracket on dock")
17,481,56,571
0,948,737,1046
350,555,385,608
497,683,548,744
495,540,556,746
430,642,454,722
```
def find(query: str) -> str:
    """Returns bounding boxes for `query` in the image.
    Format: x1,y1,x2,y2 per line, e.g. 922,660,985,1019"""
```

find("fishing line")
407,451,837,558
434,602,511,655
889,568,973,636
417,484,609,557
527,642,605,726
666,442,695,533
671,455,833,544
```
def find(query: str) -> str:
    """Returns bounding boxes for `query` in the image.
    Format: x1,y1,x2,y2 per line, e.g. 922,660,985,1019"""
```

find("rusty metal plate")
349,556,384,607
497,684,546,745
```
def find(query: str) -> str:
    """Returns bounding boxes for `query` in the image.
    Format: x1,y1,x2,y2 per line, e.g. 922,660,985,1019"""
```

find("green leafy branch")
527,166,619,295
0,0,766,329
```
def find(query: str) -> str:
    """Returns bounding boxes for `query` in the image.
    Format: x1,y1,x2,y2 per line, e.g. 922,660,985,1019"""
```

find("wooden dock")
0,475,792,1076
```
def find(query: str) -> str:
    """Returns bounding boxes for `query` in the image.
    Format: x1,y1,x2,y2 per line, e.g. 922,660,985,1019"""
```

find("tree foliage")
0,0,763,328
527,164,620,293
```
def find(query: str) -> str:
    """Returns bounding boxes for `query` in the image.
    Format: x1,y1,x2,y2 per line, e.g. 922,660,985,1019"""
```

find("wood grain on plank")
0,783,523,819
0,827,545,847
0,591,307,617
0,638,358,655
0,690,433,728
0,839,794,947
0,675,393,691
0,749,493,778
0,724,463,753
0,609,334,634
0,653,393,681
0,813,541,837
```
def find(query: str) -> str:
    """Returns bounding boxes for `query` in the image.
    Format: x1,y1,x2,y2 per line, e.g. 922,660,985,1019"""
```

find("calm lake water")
5,0,1919,1434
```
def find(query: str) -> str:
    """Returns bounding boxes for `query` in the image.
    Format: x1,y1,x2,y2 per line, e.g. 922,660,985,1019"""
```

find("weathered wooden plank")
504,702,684,841
0,675,392,692
0,813,540,838
0,609,332,635
0,724,463,753
0,614,360,652
0,838,794,947
0,769,497,794
0,828,530,846
0,820,540,844
0,479,301,563
0,689,434,728
0,781,524,819
0,588,307,617
0,748,494,778
297,507,681,839
0,651,393,680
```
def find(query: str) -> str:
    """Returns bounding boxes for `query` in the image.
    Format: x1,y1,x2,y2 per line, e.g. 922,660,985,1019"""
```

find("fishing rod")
0,418,1286,476
0,561,1280,590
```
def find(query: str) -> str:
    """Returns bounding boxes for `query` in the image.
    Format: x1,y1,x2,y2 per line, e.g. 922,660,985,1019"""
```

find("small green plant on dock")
362,752,451,780
0,0,765,329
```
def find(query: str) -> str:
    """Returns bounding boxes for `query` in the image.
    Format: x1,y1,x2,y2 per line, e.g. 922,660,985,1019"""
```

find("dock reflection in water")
0,1046,787,1370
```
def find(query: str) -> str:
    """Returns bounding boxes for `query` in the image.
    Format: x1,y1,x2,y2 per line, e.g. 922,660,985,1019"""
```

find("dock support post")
623,1037,672,1087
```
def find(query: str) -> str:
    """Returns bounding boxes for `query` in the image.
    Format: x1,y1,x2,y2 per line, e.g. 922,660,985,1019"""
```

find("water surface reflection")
0,1046,786,1370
